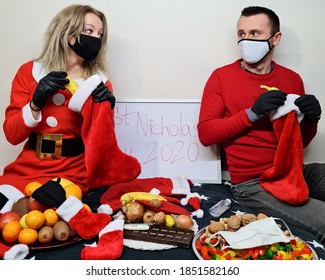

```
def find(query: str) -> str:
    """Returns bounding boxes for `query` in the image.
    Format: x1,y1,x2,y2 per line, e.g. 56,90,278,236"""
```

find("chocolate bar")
124,225,194,248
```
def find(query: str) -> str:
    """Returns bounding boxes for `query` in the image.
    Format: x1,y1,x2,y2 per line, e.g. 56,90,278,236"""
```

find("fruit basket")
192,225,318,260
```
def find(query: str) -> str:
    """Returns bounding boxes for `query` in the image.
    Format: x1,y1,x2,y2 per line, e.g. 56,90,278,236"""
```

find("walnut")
257,213,268,220
153,212,166,225
241,213,257,226
149,199,162,208
208,221,225,233
227,215,241,231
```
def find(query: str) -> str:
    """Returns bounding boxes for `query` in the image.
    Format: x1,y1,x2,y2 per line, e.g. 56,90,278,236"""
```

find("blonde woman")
0,5,140,258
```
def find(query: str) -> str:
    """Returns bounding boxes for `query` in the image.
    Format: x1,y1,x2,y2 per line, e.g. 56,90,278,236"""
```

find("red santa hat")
99,175,191,214
181,192,204,218
260,94,309,205
68,75,141,190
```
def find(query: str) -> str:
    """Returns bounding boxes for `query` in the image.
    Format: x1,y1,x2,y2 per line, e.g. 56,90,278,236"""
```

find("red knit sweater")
198,59,317,184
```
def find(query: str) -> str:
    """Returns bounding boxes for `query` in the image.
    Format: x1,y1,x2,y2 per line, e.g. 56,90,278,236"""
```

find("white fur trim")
270,94,304,122
97,204,113,215
98,70,108,84
68,74,102,112
0,185,24,202
171,175,190,194
99,218,124,238
32,62,47,82
149,188,161,195
4,244,29,260
194,209,204,218
56,196,83,222
180,198,187,206
0,200,15,214
22,103,41,127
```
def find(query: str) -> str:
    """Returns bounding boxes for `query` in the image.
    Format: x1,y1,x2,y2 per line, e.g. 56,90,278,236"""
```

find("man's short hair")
241,6,280,34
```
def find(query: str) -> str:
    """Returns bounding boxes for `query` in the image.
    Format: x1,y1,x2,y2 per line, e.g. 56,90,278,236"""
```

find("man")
198,6,325,245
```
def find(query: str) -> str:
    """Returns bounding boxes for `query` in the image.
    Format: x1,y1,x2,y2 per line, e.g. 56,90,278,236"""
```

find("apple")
0,211,20,231
27,197,48,212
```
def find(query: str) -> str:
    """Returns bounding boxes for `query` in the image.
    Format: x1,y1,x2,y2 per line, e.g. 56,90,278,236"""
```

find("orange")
18,228,38,245
25,210,45,229
2,220,22,243
43,209,59,226
64,184,83,200
52,177,73,188
83,203,92,212
24,181,42,197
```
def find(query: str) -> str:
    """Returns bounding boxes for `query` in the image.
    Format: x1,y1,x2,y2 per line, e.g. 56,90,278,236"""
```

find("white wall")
0,0,324,172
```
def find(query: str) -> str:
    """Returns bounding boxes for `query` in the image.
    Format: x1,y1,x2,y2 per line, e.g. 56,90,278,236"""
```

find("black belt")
28,132,85,158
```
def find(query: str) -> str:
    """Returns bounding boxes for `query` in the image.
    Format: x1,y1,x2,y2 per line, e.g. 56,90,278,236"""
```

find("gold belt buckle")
36,133,63,159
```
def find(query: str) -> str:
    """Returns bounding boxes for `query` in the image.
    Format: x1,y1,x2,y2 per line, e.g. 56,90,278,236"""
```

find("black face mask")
69,34,101,61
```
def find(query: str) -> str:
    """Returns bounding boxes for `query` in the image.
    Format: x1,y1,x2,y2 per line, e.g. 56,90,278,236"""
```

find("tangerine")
64,184,83,200
43,208,59,226
2,220,22,243
25,210,45,229
52,177,73,188
83,203,92,212
24,181,42,197
18,228,38,245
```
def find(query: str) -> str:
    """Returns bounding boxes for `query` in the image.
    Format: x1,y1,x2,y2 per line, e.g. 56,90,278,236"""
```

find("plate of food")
192,213,318,260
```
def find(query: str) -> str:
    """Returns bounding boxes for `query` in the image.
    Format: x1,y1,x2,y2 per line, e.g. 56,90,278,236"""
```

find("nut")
149,199,163,208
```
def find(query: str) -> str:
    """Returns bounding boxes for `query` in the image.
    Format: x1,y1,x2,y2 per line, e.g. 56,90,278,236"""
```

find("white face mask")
208,217,291,249
238,34,275,64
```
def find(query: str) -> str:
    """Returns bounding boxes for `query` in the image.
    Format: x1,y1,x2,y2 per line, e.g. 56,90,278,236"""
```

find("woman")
0,4,140,217
0,4,141,260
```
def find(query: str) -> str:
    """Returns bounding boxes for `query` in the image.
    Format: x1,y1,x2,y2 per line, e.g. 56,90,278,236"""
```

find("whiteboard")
114,100,221,183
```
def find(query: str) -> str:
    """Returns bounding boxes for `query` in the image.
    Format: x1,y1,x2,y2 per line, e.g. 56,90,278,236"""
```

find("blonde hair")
35,4,109,78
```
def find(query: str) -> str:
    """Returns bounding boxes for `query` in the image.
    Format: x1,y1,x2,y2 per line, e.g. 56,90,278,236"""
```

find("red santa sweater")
198,59,317,184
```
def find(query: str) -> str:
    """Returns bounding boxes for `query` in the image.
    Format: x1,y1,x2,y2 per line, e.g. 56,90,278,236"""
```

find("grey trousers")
230,163,325,245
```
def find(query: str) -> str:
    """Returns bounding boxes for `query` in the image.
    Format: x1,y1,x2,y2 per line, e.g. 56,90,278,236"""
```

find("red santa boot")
68,74,141,189
56,196,112,240
81,218,124,260
0,242,29,260
260,94,308,205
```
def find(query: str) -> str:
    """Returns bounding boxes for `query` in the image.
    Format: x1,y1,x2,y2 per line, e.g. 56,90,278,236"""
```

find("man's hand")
32,71,69,109
294,94,321,122
91,82,116,109
251,90,287,119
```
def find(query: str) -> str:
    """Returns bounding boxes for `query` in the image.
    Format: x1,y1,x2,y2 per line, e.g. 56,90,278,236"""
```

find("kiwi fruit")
12,197,30,217
38,226,54,243
53,221,70,241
